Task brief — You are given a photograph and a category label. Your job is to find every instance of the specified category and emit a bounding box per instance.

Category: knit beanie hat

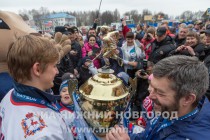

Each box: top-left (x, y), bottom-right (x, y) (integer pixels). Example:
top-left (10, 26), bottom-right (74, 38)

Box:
top-left (59, 73), bottom-right (75, 93)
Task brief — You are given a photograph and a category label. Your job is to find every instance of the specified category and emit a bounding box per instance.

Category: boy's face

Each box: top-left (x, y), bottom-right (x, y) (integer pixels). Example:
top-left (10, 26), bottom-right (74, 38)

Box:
top-left (39, 61), bottom-right (59, 91)
top-left (126, 38), bottom-right (134, 46)
top-left (60, 87), bottom-right (73, 105)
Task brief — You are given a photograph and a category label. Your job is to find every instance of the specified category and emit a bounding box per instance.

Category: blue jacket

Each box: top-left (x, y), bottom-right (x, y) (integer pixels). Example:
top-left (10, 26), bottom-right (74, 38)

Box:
top-left (0, 72), bottom-right (14, 101)
top-left (130, 97), bottom-right (210, 140)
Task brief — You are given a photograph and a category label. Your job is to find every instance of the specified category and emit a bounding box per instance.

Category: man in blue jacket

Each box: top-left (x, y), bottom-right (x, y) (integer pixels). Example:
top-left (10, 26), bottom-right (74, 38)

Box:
top-left (106, 55), bottom-right (210, 140)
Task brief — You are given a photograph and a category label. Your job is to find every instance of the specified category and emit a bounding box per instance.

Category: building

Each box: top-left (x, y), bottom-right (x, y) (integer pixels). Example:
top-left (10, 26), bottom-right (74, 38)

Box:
top-left (40, 12), bottom-right (77, 32)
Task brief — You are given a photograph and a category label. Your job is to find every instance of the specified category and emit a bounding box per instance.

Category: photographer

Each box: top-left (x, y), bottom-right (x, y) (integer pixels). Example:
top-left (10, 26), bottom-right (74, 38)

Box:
top-left (131, 60), bottom-right (154, 112)
top-left (141, 27), bottom-right (156, 59)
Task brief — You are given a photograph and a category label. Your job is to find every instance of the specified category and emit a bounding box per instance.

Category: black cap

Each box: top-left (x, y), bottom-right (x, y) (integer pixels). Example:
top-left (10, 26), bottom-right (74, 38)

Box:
top-left (67, 27), bottom-right (75, 34)
top-left (156, 26), bottom-right (166, 36)
top-left (200, 24), bottom-right (210, 35)
top-left (55, 26), bottom-right (70, 35)
top-left (81, 56), bottom-right (92, 66)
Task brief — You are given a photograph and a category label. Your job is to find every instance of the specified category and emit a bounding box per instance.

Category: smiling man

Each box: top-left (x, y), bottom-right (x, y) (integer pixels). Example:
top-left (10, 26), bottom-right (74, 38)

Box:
top-left (106, 55), bottom-right (210, 140)
top-left (174, 26), bottom-right (189, 47)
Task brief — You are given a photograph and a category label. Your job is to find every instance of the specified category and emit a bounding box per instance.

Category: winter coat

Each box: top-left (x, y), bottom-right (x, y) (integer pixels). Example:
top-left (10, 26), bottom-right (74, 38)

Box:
top-left (82, 42), bottom-right (101, 68)
top-left (130, 97), bottom-right (210, 140)
top-left (148, 36), bottom-right (176, 64)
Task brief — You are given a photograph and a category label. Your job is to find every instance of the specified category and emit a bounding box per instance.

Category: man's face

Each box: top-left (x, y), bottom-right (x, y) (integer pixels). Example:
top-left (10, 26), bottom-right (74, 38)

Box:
top-left (149, 76), bottom-right (179, 114)
top-left (194, 24), bottom-right (201, 30)
top-left (178, 28), bottom-right (188, 39)
top-left (126, 38), bottom-right (134, 46)
top-left (146, 66), bottom-right (153, 75)
top-left (88, 29), bottom-right (96, 36)
top-left (81, 27), bottom-right (87, 35)
top-left (156, 34), bottom-right (166, 42)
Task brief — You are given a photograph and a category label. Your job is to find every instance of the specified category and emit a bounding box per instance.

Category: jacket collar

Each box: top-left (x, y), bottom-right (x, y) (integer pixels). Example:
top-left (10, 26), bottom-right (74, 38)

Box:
top-left (13, 81), bottom-right (60, 103)
top-left (158, 96), bottom-right (207, 139)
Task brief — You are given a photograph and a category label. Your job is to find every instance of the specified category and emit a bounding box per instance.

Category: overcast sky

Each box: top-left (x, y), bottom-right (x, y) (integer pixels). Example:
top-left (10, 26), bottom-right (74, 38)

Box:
top-left (0, 0), bottom-right (209, 17)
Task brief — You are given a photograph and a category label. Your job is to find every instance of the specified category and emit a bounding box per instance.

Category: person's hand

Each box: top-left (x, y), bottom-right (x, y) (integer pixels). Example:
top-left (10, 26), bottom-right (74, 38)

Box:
top-left (148, 33), bottom-right (154, 39)
top-left (175, 45), bottom-right (185, 52)
top-left (184, 46), bottom-right (196, 56)
top-left (88, 51), bottom-right (93, 56)
top-left (94, 19), bottom-right (99, 23)
top-left (70, 50), bottom-right (77, 56)
top-left (122, 19), bottom-right (126, 26)
top-left (136, 70), bottom-right (149, 79)
top-left (128, 61), bottom-right (138, 68)
top-left (106, 125), bottom-right (130, 140)
top-left (84, 61), bottom-right (92, 67)
top-left (140, 43), bottom-right (144, 50)
top-left (74, 69), bottom-right (78, 76)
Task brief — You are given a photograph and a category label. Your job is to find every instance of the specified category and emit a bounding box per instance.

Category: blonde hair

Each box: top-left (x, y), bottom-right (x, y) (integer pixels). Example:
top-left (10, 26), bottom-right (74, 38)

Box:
top-left (7, 35), bottom-right (59, 82)
top-left (200, 33), bottom-right (207, 44)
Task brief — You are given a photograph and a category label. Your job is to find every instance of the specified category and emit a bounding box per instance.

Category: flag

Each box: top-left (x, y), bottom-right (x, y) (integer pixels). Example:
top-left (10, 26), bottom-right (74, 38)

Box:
top-left (44, 21), bottom-right (52, 26)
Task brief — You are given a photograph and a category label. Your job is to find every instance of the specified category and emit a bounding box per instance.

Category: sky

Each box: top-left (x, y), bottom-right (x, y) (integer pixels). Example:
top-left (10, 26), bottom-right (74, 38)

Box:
top-left (0, 0), bottom-right (209, 17)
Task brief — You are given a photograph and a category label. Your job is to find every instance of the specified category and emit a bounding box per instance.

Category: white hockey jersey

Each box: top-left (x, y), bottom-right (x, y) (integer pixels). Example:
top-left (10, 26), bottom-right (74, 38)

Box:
top-left (0, 90), bottom-right (74, 140)
top-left (58, 103), bottom-right (77, 138)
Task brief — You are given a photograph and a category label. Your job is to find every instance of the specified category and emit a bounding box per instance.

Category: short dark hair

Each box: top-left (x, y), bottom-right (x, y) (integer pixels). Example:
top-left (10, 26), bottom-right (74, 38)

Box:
top-left (88, 34), bottom-right (96, 41)
top-left (126, 32), bottom-right (134, 39)
top-left (153, 55), bottom-right (209, 106)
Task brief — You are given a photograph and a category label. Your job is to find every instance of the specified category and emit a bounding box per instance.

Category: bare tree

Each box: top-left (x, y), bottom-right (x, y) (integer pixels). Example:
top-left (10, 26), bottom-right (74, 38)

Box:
top-left (180, 10), bottom-right (193, 22)
top-left (141, 9), bottom-right (152, 22)
top-left (153, 12), bottom-right (169, 21)
top-left (19, 14), bottom-right (29, 21)
top-left (113, 9), bottom-right (120, 22)
top-left (101, 11), bottom-right (114, 25)
top-left (130, 10), bottom-right (141, 24)
top-left (39, 7), bottom-right (50, 16)
top-left (29, 9), bottom-right (43, 29)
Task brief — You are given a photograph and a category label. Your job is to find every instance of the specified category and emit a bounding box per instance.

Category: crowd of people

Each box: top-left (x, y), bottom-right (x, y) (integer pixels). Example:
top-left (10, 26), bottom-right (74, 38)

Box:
top-left (0, 11), bottom-right (210, 139)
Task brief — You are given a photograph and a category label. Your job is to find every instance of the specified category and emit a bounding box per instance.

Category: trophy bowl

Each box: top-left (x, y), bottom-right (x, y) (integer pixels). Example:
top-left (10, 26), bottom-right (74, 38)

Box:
top-left (76, 68), bottom-right (132, 136)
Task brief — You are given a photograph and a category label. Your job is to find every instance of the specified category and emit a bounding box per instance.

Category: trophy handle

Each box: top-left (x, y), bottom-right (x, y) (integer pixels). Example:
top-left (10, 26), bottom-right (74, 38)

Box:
top-left (68, 78), bottom-right (78, 100)
top-left (128, 77), bottom-right (137, 97)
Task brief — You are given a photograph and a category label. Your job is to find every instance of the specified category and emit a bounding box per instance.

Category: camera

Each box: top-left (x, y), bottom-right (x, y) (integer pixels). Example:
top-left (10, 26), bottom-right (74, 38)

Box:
top-left (137, 59), bottom-right (148, 77)
top-left (142, 59), bottom-right (148, 70)
top-left (140, 69), bottom-right (147, 76)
